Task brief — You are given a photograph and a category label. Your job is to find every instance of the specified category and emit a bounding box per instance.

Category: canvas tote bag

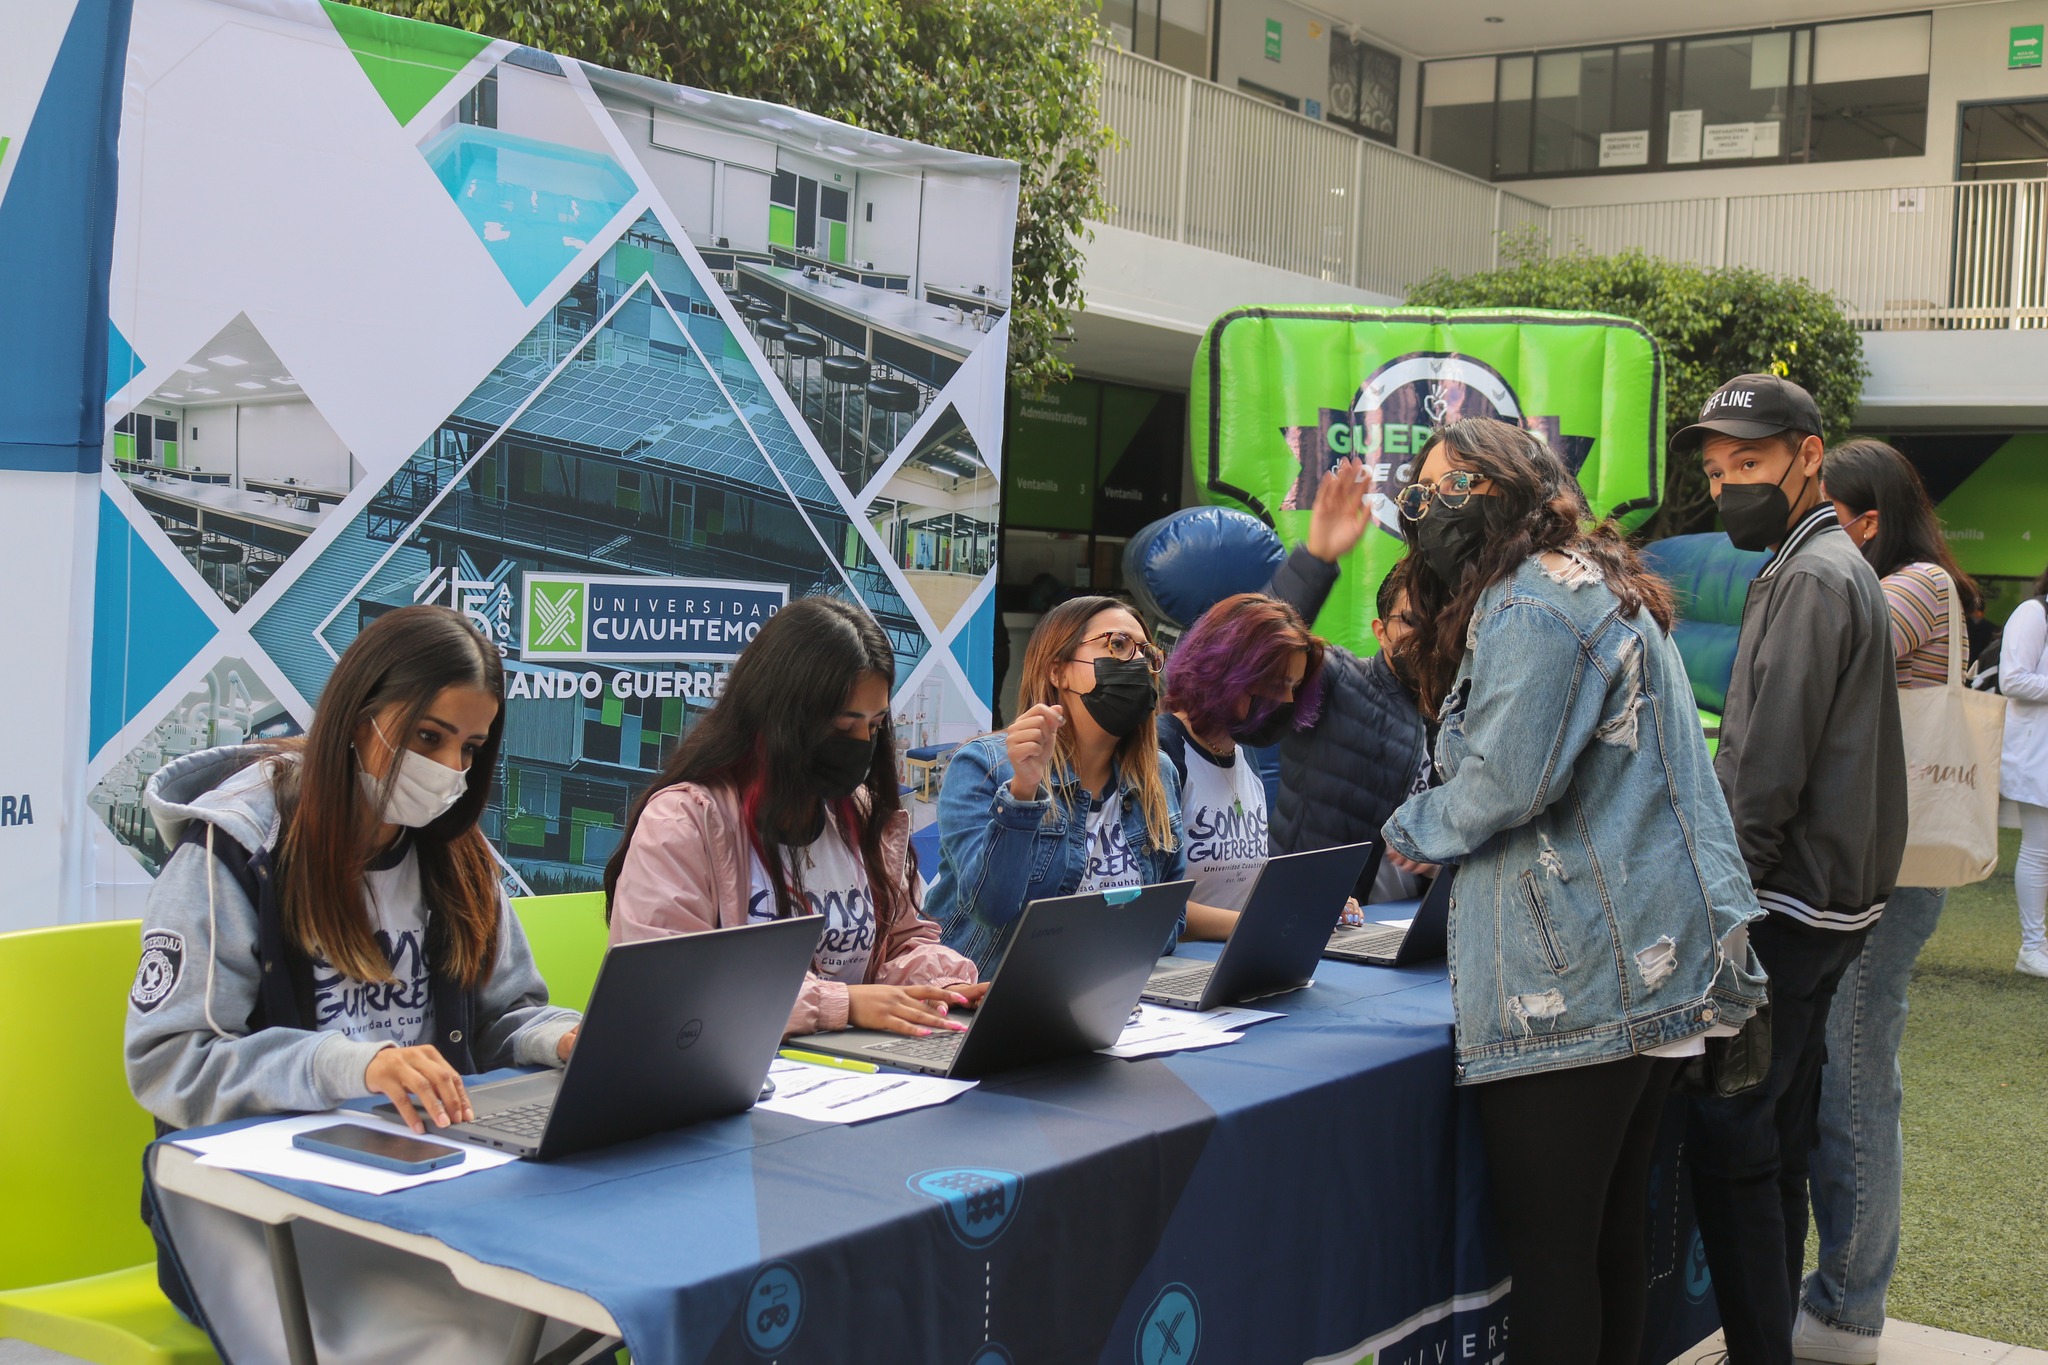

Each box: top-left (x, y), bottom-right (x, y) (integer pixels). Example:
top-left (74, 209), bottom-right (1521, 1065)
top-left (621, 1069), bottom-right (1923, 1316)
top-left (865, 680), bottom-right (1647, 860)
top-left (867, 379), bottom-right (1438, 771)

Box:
top-left (1896, 566), bottom-right (2006, 887)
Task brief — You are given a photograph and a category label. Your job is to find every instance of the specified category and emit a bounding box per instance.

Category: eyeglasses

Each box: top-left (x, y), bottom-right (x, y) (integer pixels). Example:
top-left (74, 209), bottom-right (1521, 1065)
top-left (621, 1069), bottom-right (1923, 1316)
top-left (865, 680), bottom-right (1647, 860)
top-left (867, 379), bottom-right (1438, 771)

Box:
top-left (1394, 470), bottom-right (1483, 523)
top-left (1075, 630), bottom-right (1164, 673)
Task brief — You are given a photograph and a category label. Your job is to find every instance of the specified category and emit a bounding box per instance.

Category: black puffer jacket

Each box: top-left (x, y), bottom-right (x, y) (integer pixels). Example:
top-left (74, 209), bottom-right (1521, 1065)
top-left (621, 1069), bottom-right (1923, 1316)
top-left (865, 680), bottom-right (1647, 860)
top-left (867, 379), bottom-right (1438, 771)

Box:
top-left (1265, 548), bottom-right (1431, 867)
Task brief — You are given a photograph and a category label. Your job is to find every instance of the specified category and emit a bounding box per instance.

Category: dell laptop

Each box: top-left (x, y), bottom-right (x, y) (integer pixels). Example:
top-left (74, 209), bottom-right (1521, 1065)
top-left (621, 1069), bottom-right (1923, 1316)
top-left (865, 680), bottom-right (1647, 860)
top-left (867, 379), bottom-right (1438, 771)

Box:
top-left (381, 915), bottom-right (820, 1160)
top-left (1323, 867), bottom-right (1453, 967)
top-left (786, 881), bottom-right (1193, 1079)
top-left (1141, 842), bottom-right (1374, 1010)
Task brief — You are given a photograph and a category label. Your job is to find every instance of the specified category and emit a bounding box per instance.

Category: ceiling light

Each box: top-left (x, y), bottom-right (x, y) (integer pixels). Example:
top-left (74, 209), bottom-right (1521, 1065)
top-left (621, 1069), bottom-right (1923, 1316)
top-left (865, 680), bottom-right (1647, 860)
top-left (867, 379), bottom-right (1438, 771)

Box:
top-left (177, 363), bottom-right (207, 374)
top-left (208, 353), bottom-right (248, 367)
top-left (271, 376), bottom-right (298, 386)
top-left (235, 380), bottom-right (266, 390)
top-left (155, 392), bottom-right (184, 400)
top-left (190, 386), bottom-right (219, 395)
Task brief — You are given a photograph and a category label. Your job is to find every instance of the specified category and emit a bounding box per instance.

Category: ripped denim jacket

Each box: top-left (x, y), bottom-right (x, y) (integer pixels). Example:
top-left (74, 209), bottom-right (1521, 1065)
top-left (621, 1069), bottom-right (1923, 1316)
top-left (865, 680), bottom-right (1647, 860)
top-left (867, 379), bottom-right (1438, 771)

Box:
top-left (1384, 553), bottom-right (1768, 1085)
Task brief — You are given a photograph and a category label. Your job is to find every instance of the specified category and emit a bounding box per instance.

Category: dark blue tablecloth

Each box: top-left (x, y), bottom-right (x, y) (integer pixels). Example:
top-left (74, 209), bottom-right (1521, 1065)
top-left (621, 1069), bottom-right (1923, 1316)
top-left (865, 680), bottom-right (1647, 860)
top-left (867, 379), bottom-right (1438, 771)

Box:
top-left (150, 946), bottom-right (1719, 1364)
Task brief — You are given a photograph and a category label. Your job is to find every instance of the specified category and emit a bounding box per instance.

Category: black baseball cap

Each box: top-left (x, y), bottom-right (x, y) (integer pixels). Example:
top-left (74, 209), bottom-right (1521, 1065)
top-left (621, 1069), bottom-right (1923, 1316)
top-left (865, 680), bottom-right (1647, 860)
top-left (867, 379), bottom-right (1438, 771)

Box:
top-left (1669, 374), bottom-right (1822, 456)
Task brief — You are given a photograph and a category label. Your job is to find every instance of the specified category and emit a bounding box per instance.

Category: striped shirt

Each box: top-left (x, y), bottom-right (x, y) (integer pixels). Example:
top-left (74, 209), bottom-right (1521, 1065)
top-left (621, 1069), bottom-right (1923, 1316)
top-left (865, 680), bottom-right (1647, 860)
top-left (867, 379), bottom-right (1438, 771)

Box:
top-left (1884, 562), bottom-right (1951, 690)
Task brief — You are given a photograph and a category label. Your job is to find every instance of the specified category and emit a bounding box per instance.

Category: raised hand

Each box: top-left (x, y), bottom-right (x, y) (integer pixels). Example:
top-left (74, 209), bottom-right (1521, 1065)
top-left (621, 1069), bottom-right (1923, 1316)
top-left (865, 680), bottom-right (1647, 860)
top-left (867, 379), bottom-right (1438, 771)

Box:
top-left (1307, 456), bottom-right (1374, 564)
top-left (1005, 702), bottom-right (1064, 800)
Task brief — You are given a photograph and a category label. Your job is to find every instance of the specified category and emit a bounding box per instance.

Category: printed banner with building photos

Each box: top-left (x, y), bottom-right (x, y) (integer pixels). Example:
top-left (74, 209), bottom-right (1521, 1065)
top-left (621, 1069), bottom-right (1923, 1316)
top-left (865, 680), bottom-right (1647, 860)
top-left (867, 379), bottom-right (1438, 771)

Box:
top-left (75, 0), bottom-right (1017, 910)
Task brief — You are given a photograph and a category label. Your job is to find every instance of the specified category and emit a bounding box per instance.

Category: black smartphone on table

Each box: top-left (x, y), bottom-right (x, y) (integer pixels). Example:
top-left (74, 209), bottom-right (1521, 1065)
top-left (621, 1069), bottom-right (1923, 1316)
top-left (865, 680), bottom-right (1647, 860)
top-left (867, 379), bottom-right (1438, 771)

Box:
top-left (292, 1122), bottom-right (466, 1174)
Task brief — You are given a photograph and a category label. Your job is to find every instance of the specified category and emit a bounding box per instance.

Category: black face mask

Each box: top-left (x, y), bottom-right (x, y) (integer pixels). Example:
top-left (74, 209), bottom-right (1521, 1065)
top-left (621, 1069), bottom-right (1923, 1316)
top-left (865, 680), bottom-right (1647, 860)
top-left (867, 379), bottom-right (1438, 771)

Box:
top-left (1718, 456), bottom-right (1811, 554)
top-left (810, 732), bottom-right (876, 801)
top-left (1230, 702), bottom-right (1296, 749)
top-left (1412, 499), bottom-right (1489, 586)
top-left (1075, 657), bottom-right (1158, 739)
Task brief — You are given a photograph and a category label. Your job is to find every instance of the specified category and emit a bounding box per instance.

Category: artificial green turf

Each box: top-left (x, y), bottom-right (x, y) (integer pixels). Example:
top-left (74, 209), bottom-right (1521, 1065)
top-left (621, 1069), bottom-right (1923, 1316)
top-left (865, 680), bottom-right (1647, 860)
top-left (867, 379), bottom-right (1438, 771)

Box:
top-left (1885, 827), bottom-right (2048, 1345)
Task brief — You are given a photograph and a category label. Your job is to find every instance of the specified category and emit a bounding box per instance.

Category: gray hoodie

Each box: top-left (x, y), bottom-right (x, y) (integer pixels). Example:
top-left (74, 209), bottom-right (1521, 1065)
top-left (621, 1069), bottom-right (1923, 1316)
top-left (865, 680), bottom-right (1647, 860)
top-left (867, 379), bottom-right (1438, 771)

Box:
top-left (124, 745), bottom-right (577, 1129)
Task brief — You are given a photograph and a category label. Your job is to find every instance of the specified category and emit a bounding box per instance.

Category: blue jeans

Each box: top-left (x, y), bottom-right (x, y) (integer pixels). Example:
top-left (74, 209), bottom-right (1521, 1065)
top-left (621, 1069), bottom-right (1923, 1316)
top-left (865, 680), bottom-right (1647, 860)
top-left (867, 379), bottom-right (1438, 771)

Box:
top-left (1800, 884), bottom-right (1947, 1336)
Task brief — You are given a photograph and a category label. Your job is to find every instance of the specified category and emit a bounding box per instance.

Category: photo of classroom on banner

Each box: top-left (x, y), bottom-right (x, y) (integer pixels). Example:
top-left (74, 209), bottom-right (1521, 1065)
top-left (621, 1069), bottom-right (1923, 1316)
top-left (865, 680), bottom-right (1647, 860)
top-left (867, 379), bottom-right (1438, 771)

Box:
top-left (589, 66), bottom-right (1016, 487)
top-left (111, 315), bottom-right (362, 613)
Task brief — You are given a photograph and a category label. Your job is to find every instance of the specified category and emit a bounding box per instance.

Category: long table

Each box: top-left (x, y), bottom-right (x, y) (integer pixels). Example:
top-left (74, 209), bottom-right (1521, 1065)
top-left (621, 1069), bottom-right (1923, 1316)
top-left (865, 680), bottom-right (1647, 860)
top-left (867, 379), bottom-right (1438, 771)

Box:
top-left (125, 472), bottom-right (326, 555)
top-left (147, 946), bottom-right (1719, 1365)
top-left (737, 263), bottom-right (989, 389)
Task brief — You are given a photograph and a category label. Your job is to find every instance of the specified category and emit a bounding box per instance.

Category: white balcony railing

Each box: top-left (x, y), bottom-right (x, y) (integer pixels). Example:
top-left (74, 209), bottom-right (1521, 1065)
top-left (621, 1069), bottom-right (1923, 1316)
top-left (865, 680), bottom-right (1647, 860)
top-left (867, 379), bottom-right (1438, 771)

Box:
top-left (1094, 45), bottom-right (2048, 330)
top-left (1094, 44), bottom-right (1547, 296)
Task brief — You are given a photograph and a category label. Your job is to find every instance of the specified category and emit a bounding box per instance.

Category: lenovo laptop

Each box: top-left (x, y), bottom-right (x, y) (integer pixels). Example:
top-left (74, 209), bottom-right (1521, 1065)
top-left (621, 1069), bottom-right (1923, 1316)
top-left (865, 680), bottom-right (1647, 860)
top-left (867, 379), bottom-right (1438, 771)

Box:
top-left (382, 915), bottom-right (820, 1160)
top-left (1323, 867), bottom-right (1453, 967)
top-left (786, 882), bottom-right (1192, 1079)
top-left (1141, 842), bottom-right (1374, 1010)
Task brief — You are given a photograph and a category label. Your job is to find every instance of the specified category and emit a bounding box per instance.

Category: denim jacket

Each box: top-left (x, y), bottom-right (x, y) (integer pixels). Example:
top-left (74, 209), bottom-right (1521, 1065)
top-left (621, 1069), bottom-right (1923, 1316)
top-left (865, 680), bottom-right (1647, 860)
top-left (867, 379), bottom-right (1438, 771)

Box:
top-left (1383, 553), bottom-right (1768, 1085)
top-left (928, 733), bottom-right (1188, 975)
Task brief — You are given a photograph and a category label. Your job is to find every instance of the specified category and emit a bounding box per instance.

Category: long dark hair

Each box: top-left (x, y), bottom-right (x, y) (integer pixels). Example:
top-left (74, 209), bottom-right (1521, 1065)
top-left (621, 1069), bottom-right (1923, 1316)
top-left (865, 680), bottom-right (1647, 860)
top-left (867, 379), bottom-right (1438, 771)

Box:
top-left (1406, 418), bottom-right (1675, 714)
top-left (1822, 439), bottom-right (1980, 613)
top-left (272, 605), bottom-right (505, 988)
top-left (603, 596), bottom-right (906, 924)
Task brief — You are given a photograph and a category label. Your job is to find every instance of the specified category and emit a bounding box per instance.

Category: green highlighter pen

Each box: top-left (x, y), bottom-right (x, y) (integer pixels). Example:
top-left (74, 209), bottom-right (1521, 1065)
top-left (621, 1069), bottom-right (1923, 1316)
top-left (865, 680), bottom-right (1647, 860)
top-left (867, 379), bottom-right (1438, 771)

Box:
top-left (777, 1048), bottom-right (879, 1074)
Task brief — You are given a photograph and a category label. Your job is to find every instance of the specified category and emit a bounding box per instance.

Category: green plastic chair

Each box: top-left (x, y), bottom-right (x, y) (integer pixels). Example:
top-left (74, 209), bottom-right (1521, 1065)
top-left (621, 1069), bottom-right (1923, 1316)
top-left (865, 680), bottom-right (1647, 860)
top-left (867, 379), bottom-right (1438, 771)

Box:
top-left (512, 891), bottom-right (612, 1014)
top-left (1698, 707), bottom-right (1723, 759)
top-left (0, 920), bottom-right (218, 1364)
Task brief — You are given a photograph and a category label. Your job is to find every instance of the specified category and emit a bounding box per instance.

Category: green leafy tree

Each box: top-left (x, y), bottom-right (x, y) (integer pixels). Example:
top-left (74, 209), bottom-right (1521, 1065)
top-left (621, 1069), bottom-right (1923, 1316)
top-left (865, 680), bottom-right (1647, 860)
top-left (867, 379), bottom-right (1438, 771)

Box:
top-left (1408, 231), bottom-right (1869, 536)
top-left (349, 0), bottom-right (1107, 393)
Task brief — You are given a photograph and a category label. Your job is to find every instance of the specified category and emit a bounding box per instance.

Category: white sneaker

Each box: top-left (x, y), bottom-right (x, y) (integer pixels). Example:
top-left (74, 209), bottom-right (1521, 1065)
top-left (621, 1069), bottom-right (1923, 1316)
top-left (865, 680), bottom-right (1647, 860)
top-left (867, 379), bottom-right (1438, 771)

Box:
top-left (1792, 1307), bottom-right (1880, 1364)
top-left (2018, 947), bottom-right (2048, 978)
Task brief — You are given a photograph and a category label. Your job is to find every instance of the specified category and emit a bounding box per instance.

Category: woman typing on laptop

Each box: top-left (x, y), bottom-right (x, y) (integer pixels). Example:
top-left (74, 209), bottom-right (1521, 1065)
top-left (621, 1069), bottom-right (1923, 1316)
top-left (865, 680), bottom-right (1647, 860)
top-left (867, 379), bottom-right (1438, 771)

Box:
top-left (929, 598), bottom-right (1226, 976)
top-left (605, 596), bottom-right (984, 1038)
top-left (124, 606), bottom-right (581, 1322)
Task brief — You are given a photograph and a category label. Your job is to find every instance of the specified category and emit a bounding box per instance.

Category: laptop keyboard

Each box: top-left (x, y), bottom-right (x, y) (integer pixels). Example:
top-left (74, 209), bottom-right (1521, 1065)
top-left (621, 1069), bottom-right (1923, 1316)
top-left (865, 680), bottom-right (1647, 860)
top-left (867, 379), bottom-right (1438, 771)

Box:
top-left (473, 1099), bottom-right (553, 1139)
top-left (1329, 924), bottom-right (1407, 959)
top-left (1147, 966), bottom-right (1214, 997)
top-left (866, 1032), bottom-right (968, 1066)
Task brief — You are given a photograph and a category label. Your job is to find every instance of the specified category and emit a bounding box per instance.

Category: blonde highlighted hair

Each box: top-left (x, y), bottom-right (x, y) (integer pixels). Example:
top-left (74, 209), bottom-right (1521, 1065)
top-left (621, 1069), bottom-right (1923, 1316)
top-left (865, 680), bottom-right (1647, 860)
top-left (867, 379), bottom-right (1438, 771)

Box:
top-left (1015, 596), bottom-right (1177, 853)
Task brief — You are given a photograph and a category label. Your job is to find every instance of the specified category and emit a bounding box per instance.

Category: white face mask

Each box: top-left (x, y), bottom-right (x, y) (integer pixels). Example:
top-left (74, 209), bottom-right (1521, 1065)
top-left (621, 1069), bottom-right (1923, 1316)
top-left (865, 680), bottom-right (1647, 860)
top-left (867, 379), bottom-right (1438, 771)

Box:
top-left (357, 721), bottom-right (469, 828)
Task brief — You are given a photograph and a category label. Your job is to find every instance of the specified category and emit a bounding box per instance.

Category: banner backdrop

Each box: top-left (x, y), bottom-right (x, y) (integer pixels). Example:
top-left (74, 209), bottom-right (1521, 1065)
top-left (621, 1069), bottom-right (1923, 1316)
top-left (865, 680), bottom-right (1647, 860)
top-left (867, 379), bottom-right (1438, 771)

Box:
top-left (1192, 307), bottom-right (1665, 657)
top-left (8, 0), bottom-right (1017, 924)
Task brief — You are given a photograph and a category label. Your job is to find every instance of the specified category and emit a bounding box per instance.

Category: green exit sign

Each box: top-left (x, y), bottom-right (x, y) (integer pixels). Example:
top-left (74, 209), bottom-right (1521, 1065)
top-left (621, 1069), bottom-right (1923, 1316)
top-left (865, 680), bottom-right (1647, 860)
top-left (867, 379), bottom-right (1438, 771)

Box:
top-left (1264, 18), bottom-right (1282, 61)
top-left (2013, 23), bottom-right (2043, 68)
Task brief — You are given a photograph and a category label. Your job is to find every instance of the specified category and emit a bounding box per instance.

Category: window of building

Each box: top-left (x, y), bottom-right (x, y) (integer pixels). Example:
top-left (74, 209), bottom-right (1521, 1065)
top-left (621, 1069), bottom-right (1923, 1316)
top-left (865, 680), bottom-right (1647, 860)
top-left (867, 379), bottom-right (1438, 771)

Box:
top-left (1099, 0), bottom-right (1209, 78)
top-left (1329, 30), bottom-right (1402, 146)
top-left (1418, 12), bottom-right (1928, 181)
top-left (1809, 14), bottom-right (1930, 162)
top-left (1959, 99), bottom-right (2048, 180)
top-left (1419, 56), bottom-right (1496, 181)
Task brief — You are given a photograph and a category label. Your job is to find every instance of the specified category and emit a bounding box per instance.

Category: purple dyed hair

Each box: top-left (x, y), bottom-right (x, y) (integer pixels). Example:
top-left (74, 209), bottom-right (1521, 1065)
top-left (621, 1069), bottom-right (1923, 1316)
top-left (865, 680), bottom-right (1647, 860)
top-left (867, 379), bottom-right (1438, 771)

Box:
top-left (1162, 593), bottom-right (1328, 739)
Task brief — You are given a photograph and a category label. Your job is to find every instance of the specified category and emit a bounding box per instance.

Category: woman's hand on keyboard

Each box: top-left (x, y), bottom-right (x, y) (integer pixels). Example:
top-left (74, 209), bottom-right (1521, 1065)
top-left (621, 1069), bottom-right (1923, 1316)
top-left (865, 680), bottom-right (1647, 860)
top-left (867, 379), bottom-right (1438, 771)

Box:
top-left (847, 984), bottom-right (974, 1036)
top-left (365, 1044), bottom-right (473, 1134)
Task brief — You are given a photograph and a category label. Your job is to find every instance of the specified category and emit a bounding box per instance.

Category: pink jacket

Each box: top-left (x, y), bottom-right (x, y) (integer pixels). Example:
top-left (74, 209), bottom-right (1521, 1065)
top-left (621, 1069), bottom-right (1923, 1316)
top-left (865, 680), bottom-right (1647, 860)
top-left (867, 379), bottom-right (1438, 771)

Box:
top-left (607, 781), bottom-right (978, 1035)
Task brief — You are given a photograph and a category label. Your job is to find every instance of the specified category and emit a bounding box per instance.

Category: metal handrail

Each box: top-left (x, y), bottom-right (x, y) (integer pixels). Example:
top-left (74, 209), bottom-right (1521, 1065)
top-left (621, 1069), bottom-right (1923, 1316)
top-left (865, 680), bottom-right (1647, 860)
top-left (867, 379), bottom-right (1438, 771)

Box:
top-left (1092, 44), bottom-right (2048, 329)
top-left (1093, 44), bottom-right (1546, 297)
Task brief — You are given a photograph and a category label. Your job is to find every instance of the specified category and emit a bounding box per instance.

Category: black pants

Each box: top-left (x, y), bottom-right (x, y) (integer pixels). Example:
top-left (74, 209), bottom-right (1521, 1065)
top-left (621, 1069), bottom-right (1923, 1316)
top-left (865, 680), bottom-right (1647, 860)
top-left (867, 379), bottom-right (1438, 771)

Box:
top-left (1687, 914), bottom-right (1869, 1365)
top-left (1474, 1054), bottom-right (1680, 1365)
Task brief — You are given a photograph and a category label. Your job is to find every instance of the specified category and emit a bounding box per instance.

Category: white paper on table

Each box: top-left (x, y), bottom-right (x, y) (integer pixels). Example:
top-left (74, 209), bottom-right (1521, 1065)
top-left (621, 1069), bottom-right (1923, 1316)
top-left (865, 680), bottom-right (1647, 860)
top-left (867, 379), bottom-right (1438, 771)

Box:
top-left (1099, 1002), bottom-right (1282, 1058)
top-left (755, 1059), bottom-right (976, 1124)
top-left (174, 1112), bottom-right (518, 1194)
